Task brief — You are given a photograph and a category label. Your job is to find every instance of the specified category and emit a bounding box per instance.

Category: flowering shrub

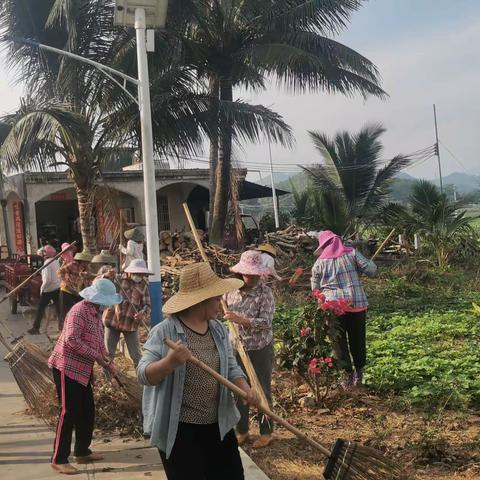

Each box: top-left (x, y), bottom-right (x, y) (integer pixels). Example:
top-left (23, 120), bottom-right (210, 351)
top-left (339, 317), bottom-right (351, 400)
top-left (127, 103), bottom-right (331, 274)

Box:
top-left (277, 291), bottom-right (349, 405)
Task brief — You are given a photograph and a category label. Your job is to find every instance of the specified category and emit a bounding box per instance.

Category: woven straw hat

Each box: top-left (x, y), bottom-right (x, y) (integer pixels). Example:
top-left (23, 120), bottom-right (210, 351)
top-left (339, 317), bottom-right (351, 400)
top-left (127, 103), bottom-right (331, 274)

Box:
top-left (124, 227), bottom-right (144, 242)
top-left (92, 249), bottom-right (117, 265)
top-left (163, 262), bottom-right (243, 315)
top-left (74, 250), bottom-right (94, 262)
top-left (256, 243), bottom-right (277, 258)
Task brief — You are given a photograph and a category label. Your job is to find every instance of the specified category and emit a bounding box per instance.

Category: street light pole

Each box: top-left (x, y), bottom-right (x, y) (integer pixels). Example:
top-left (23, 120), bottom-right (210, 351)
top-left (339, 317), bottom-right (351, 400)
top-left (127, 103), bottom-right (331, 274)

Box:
top-left (433, 104), bottom-right (443, 194)
top-left (135, 8), bottom-right (162, 326)
top-left (268, 139), bottom-right (280, 230)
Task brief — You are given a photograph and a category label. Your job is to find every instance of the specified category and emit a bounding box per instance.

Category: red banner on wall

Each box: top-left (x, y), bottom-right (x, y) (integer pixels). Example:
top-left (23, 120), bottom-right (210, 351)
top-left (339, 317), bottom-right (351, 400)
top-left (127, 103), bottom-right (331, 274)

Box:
top-left (12, 201), bottom-right (25, 254)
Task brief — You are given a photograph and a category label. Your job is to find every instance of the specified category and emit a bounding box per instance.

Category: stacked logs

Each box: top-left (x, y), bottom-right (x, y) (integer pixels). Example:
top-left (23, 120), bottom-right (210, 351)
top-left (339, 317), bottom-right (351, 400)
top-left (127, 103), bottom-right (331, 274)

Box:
top-left (160, 244), bottom-right (240, 300)
top-left (159, 230), bottom-right (204, 255)
top-left (264, 225), bottom-right (316, 267)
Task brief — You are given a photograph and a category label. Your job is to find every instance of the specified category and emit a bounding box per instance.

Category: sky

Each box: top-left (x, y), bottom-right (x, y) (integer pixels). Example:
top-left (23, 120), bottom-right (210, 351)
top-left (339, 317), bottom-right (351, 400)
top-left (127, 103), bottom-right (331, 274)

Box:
top-left (0, 0), bottom-right (479, 182)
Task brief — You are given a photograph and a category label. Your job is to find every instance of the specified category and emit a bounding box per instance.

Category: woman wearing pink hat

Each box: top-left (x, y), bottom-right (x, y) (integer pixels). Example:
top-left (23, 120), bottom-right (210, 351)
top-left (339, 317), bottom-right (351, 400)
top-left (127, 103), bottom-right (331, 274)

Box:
top-left (311, 230), bottom-right (377, 389)
top-left (28, 245), bottom-right (61, 335)
top-left (224, 250), bottom-right (276, 449)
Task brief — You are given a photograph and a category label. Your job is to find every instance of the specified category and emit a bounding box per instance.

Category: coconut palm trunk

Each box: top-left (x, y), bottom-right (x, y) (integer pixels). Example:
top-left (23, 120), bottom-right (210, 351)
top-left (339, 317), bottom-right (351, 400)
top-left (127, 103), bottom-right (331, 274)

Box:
top-left (208, 76), bottom-right (220, 233)
top-left (76, 185), bottom-right (97, 253)
top-left (210, 77), bottom-right (233, 245)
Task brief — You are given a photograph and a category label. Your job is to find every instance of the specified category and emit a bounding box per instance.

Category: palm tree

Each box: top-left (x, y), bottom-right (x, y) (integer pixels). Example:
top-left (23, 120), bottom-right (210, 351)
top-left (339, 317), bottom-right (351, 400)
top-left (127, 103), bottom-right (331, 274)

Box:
top-left (173, 0), bottom-right (387, 243)
top-left (381, 180), bottom-right (477, 268)
top-left (1, 0), bottom-right (294, 249)
top-left (304, 123), bottom-right (410, 236)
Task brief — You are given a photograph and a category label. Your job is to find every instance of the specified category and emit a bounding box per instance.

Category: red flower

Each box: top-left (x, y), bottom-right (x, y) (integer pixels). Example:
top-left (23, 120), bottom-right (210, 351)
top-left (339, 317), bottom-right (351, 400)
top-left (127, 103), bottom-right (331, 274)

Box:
top-left (308, 358), bottom-right (321, 375)
top-left (312, 289), bottom-right (326, 303)
top-left (300, 327), bottom-right (311, 337)
top-left (327, 363), bottom-right (334, 368)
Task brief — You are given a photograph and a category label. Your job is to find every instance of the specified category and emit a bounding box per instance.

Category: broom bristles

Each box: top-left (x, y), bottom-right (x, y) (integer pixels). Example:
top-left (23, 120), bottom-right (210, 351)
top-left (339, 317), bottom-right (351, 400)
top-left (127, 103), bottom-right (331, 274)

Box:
top-left (324, 439), bottom-right (409, 480)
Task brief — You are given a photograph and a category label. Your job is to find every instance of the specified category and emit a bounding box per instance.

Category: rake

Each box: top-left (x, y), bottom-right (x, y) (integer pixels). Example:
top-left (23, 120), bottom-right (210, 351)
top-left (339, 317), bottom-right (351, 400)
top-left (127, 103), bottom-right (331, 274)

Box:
top-left (165, 338), bottom-right (409, 480)
top-left (182, 203), bottom-right (270, 410)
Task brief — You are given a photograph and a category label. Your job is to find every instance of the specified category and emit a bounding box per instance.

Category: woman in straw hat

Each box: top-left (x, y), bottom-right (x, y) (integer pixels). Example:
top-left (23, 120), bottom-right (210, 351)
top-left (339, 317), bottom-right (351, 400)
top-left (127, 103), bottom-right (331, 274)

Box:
top-left (137, 262), bottom-right (261, 480)
top-left (120, 227), bottom-right (144, 269)
top-left (103, 259), bottom-right (152, 368)
top-left (223, 250), bottom-right (276, 449)
top-left (48, 279), bottom-right (122, 475)
top-left (91, 250), bottom-right (118, 281)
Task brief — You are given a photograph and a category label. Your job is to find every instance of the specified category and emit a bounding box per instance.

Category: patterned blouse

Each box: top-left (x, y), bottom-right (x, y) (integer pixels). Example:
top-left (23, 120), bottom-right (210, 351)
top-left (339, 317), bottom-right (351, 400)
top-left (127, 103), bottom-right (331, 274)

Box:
top-left (224, 283), bottom-right (275, 351)
top-left (58, 260), bottom-right (89, 294)
top-left (179, 324), bottom-right (220, 424)
top-left (103, 275), bottom-right (151, 332)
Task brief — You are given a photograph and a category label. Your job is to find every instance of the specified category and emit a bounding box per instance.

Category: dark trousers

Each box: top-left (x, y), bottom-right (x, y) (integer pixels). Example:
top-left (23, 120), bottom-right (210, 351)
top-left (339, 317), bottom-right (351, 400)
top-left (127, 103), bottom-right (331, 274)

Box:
top-left (159, 423), bottom-right (244, 480)
top-left (32, 289), bottom-right (60, 330)
top-left (236, 343), bottom-right (274, 435)
top-left (51, 368), bottom-right (94, 465)
top-left (328, 311), bottom-right (367, 372)
top-left (59, 291), bottom-right (82, 329)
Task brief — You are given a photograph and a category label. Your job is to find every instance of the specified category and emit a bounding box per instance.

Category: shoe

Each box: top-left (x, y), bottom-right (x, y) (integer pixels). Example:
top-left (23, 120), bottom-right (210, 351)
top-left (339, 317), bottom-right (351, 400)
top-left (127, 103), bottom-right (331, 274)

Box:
top-left (353, 368), bottom-right (364, 387)
top-left (236, 432), bottom-right (250, 446)
top-left (27, 328), bottom-right (40, 335)
top-left (252, 435), bottom-right (273, 449)
top-left (74, 452), bottom-right (104, 464)
top-left (51, 463), bottom-right (78, 475)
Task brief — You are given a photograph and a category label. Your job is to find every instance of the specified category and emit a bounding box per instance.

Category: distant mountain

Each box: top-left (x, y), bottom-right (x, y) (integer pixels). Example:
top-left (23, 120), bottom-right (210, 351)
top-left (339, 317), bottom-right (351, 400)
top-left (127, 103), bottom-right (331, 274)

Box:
top-left (433, 172), bottom-right (480, 194)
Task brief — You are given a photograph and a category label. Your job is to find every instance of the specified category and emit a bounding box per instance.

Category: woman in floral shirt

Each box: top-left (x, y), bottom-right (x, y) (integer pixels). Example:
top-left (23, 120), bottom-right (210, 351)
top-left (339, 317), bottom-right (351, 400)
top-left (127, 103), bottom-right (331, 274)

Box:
top-left (224, 250), bottom-right (275, 449)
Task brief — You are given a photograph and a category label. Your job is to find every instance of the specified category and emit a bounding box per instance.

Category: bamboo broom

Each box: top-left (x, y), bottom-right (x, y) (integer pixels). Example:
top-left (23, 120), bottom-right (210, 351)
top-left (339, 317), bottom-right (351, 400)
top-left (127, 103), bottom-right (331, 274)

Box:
top-left (182, 203), bottom-right (270, 410)
top-left (165, 338), bottom-right (408, 480)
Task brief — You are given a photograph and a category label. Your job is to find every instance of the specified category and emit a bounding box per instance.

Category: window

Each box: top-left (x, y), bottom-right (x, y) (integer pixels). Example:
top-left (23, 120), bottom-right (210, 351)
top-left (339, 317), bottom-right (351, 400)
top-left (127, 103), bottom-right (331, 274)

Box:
top-left (157, 195), bottom-right (170, 231)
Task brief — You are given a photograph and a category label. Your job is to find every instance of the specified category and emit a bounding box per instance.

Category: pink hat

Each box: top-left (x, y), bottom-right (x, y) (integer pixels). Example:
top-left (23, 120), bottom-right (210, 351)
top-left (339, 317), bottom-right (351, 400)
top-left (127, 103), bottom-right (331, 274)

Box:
top-left (231, 250), bottom-right (273, 276)
top-left (61, 242), bottom-right (76, 263)
top-left (314, 230), bottom-right (353, 259)
top-left (43, 245), bottom-right (57, 258)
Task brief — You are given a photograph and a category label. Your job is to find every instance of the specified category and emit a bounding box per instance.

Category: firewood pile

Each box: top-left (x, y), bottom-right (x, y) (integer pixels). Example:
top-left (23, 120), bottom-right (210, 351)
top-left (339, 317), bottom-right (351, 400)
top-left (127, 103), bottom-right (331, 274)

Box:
top-left (264, 225), bottom-right (316, 268)
top-left (160, 243), bottom-right (240, 300)
top-left (159, 230), bottom-right (204, 255)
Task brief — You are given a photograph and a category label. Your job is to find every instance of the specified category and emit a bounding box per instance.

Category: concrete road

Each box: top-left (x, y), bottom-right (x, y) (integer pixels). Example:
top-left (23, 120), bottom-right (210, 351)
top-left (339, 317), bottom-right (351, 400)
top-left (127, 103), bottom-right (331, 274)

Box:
top-left (0, 301), bottom-right (269, 480)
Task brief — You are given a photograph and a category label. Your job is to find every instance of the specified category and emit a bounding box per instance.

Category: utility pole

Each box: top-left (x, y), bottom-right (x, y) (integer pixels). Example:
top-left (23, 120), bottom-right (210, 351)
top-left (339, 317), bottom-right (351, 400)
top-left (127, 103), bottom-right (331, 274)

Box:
top-left (433, 104), bottom-right (443, 194)
top-left (268, 139), bottom-right (280, 229)
top-left (134, 7), bottom-right (162, 326)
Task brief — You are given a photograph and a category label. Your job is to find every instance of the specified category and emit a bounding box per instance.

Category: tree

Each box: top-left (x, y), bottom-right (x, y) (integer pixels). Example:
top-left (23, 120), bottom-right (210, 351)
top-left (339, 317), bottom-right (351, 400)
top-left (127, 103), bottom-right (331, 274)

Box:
top-left (1, 0), bottom-right (294, 250)
top-left (175, 0), bottom-right (386, 244)
top-left (304, 123), bottom-right (410, 236)
top-left (381, 180), bottom-right (478, 269)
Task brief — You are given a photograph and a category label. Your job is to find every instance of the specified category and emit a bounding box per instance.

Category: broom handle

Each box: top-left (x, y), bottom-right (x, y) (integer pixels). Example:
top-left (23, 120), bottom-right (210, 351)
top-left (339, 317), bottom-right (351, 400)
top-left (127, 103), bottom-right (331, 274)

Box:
top-left (0, 241), bottom-right (78, 305)
top-left (371, 228), bottom-right (396, 261)
top-left (164, 338), bottom-right (331, 458)
top-left (182, 203), bottom-right (269, 408)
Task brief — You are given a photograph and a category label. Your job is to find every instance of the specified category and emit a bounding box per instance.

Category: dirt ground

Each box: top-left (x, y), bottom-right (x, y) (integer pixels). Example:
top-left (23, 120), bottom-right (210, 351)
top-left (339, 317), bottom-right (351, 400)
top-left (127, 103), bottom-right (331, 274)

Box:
top-left (243, 372), bottom-right (480, 480)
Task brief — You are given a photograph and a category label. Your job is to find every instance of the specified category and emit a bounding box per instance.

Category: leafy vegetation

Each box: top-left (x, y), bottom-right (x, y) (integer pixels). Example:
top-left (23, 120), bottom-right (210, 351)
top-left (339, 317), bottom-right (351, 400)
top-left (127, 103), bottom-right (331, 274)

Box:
top-left (274, 265), bottom-right (480, 412)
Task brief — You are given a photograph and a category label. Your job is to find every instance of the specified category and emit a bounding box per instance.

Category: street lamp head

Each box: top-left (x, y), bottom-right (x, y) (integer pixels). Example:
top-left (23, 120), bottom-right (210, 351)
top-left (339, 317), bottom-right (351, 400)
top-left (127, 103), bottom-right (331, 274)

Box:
top-left (114, 0), bottom-right (168, 28)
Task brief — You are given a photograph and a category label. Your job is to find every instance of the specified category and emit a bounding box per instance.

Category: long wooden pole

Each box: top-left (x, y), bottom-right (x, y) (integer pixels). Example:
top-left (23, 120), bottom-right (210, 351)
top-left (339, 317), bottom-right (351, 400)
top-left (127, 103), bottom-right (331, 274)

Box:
top-left (182, 203), bottom-right (269, 409)
top-left (371, 228), bottom-right (396, 261)
top-left (0, 241), bottom-right (78, 305)
top-left (165, 337), bottom-right (330, 457)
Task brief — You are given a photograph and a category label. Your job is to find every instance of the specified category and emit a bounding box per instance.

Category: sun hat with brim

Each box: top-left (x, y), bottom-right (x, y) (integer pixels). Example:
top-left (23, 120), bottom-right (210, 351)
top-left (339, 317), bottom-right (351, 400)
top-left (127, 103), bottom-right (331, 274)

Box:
top-left (256, 243), bottom-right (277, 258)
top-left (74, 250), bottom-right (94, 262)
top-left (91, 250), bottom-right (117, 265)
top-left (163, 262), bottom-right (243, 315)
top-left (124, 228), bottom-right (144, 242)
top-left (125, 259), bottom-right (153, 275)
top-left (230, 250), bottom-right (273, 277)
top-left (259, 252), bottom-right (282, 280)
top-left (79, 278), bottom-right (122, 306)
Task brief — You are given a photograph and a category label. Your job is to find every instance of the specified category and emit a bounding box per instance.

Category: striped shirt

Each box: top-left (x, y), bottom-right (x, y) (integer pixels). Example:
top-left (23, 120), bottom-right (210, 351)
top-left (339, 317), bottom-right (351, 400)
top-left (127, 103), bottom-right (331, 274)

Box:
top-left (311, 250), bottom-right (377, 311)
top-left (48, 300), bottom-right (106, 386)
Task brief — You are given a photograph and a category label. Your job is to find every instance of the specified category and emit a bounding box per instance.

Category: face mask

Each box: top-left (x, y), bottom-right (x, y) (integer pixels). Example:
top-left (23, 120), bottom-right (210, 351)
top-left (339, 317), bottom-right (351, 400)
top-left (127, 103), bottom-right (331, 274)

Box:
top-left (132, 275), bottom-right (143, 283)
